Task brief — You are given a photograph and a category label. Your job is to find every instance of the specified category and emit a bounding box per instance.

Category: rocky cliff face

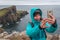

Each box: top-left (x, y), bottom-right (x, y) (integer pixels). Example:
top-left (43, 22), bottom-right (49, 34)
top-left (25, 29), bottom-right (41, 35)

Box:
top-left (0, 6), bottom-right (17, 26)
top-left (0, 6), bottom-right (28, 27)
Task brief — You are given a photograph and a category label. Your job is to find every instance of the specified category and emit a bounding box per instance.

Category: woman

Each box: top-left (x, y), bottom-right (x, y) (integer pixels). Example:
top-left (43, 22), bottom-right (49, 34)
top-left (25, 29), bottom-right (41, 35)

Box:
top-left (26, 8), bottom-right (57, 40)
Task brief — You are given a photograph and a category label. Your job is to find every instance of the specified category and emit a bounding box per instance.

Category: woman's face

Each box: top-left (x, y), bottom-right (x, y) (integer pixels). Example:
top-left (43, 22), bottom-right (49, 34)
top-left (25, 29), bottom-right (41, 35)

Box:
top-left (34, 14), bottom-right (41, 21)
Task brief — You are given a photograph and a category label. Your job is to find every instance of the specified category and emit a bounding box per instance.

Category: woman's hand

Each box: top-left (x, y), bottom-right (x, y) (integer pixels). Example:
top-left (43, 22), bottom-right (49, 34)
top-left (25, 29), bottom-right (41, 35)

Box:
top-left (40, 13), bottom-right (56, 28)
top-left (41, 18), bottom-right (47, 28)
top-left (47, 13), bottom-right (56, 24)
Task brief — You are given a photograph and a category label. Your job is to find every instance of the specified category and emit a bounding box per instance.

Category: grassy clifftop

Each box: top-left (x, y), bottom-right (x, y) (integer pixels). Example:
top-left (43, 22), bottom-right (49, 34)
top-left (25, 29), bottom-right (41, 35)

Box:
top-left (0, 8), bottom-right (9, 17)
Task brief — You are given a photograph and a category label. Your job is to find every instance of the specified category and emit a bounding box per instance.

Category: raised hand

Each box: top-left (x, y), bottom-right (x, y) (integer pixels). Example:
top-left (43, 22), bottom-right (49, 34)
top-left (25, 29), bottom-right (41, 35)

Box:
top-left (47, 13), bottom-right (56, 24)
top-left (40, 13), bottom-right (56, 28)
top-left (41, 18), bottom-right (47, 28)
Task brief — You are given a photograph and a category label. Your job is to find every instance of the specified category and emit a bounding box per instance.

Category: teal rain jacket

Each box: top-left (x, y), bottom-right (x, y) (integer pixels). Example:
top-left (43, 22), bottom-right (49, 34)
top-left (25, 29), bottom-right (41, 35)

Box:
top-left (26, 8), bottom-right (57, 40)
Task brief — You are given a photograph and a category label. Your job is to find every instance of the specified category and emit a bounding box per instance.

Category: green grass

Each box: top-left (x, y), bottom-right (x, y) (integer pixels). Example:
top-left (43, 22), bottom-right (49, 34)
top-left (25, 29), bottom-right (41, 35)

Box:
top-left (17, 10), bottom-right (23, 15)
top-left (0, 9), bottom-right (9, 17)
top-left (17, 10), bottom-right (23, 14)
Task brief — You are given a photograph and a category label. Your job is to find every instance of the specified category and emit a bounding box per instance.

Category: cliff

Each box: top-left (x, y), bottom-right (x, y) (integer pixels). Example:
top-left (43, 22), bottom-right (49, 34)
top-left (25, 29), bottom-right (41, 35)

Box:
top-left (0, 6), bottom-right (28, 27)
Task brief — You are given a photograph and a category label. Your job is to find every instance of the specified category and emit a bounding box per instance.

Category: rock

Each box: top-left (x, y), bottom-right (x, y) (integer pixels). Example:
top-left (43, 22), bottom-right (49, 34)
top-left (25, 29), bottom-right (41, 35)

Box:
top-left (0, 31), bottom-right (8, 38)
top-left (20, 31), bottom-right (30, 40)
top-left (0, 28), bottom-right (4, 33)
top-left (0, 39), bottom-right (10, 40)
top-left (4, 31), bottom-right (22, 40)
top-left (0, 31), bottom-right (60, 40)
top-left (50, 34), bottom-right (59, 40)
top-left (0, 6), bottom-right (17, 26)
top-left (0, 6), bottom-right (28, 26)
top-left (46, 33), bottom-right (59, 40)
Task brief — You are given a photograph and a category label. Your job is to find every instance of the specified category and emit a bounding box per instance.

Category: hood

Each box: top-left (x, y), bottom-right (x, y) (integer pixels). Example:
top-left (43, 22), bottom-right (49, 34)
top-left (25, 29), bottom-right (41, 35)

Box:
top-left (30, 8), bottom-right (42, 24)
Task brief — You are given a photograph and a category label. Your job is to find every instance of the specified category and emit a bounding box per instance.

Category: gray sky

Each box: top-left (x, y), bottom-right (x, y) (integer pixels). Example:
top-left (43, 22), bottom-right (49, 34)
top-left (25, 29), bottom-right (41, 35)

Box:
top-left (0, 1), bottom-right (60, 5)
top-left (0, 0), bottom-right (60, 2)
top-left (0, 0), bottom-right (60, 5)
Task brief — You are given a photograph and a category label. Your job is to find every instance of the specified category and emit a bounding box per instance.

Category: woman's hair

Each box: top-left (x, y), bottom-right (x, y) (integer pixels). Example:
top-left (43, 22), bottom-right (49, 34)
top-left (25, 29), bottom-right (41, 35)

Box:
top-left (33, 12), bottom-right (42, 21)
top-left (33, 12), bottom-right (40, 17)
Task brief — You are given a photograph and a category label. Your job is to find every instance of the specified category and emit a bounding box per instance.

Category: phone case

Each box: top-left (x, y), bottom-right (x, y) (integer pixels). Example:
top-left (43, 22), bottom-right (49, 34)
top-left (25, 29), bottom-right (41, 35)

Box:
top-left (47, 10), bottom-right (53, 18)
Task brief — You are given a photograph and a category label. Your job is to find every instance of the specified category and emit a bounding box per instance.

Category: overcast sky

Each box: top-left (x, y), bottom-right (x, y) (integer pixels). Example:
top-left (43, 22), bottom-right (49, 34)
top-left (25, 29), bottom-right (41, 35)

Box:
top-left (0, 1), bottom-right (60, 5)
top-left (0, 0), bottom-right (60, 2)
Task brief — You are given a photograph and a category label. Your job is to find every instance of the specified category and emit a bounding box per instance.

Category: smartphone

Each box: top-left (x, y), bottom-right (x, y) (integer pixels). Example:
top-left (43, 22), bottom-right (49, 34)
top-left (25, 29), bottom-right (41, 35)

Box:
top-left (47, 10), bottom-right (53, 18)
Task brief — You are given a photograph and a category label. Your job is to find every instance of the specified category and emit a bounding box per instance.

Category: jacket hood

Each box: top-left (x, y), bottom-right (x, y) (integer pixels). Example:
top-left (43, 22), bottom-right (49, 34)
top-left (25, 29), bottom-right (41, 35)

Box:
top-left (30, 8), bottom-right (42, 24)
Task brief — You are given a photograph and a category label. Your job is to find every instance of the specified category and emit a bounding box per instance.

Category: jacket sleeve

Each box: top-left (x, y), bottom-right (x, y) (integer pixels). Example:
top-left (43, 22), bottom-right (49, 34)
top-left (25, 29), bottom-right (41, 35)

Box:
top-left (26, 22), bottom-right (40, 37)
top-left (45, 20), bottom-right (57, 33)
